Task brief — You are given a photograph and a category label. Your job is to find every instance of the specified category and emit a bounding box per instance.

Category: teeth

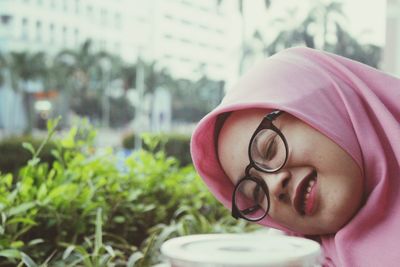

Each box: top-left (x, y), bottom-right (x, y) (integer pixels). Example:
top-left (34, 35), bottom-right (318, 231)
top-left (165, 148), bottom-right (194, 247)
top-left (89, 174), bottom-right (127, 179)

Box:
top-left (302, 179), bottom-right (316, 212)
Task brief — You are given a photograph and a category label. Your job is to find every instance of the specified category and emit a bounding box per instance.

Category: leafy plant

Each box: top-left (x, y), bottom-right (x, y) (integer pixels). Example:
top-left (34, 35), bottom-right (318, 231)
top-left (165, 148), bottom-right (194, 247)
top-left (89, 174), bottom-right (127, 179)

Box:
top-left (0, 119), bottom-right (257, 266)
top-left (122, 132), bottom-right (191, 166)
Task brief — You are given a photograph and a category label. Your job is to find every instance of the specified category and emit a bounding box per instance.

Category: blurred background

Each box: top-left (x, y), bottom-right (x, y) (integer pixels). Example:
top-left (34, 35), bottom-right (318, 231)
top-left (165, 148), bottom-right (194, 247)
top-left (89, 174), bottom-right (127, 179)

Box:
top-left (0, 0), bottom-right (395, 146)
top-left (0, 0), bottom-right (398, 265)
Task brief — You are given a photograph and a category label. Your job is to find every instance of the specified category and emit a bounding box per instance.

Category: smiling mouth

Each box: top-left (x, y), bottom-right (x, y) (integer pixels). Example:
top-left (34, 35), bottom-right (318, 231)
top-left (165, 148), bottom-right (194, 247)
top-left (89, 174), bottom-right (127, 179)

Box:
top-left (294, 170), bottom-right (318, 216)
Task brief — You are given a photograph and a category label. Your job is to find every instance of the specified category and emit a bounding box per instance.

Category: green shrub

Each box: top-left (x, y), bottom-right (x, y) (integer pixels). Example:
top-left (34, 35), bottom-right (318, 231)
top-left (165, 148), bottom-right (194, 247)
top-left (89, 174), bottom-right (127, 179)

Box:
top-left (122, 132), bottom-right (192, 166)
top-left (0, 120), bottom-right (257, 266)
top-left (0, 136), bottom-right (56, 175)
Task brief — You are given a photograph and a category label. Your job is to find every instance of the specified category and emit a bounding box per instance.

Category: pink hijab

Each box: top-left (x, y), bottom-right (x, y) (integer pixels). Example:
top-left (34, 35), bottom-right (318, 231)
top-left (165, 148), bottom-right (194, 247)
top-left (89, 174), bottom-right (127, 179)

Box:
top-left (190, 47), bottom-right (400, 266)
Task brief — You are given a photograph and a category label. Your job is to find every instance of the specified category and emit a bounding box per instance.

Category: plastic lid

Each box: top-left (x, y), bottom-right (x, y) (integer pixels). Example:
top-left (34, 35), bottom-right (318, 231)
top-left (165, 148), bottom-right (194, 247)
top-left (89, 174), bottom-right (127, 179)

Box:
top-left (161, 234), bottom-right (322, 267)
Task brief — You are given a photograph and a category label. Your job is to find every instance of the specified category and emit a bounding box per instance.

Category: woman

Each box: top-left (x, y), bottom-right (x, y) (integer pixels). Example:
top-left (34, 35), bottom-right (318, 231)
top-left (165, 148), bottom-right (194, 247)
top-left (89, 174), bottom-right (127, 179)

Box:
top-left (190, 47), bottom-right (400, 266)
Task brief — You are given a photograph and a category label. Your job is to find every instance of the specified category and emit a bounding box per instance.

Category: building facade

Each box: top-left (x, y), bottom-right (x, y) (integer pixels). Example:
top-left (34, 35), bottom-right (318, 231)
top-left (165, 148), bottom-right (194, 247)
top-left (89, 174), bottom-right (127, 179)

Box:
top-left (383, 0), bottom-right (400, 77)
top-left (0, 0), bottom-right (239, 81)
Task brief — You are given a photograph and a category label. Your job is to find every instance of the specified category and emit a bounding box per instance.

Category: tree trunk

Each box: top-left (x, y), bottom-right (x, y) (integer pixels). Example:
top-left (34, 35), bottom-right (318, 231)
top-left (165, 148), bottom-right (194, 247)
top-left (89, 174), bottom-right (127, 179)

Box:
top-left (22, 91), bottom-right (35, 134)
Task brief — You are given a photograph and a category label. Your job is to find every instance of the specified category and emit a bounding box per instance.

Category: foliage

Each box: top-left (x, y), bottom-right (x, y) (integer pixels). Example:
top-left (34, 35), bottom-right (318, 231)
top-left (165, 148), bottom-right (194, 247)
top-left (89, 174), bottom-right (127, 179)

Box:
top-left (109, 97), bottom-right (135, 128)
top-left (122, 132), bottom-right (192, 166)
top-left (56, 40), bottom-right (126, 126)
top-left (5, 52), bottom-right (47, 92)
top-left (249, 0), bottom-right (382, 69)
top-left (0, 119), bottom-right (256, 266)
top-left (327, 23), bottom-right (382, 68)
top-left (0, 137), bottom-right (55, 175)
top-left (2, 51), bottom-right (48, 133)
top-left (1, 38), bottom-right (224, 132)
top-left (0, 52), bottom-right (6, 86)
top-left (169, 78), bottom-right (224, 123)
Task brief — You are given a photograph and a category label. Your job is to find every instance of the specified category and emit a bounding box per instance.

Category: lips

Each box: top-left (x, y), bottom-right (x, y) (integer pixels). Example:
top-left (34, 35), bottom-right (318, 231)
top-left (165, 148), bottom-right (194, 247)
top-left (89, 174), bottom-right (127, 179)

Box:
top-left (293, 170), bottom-right (318, 216)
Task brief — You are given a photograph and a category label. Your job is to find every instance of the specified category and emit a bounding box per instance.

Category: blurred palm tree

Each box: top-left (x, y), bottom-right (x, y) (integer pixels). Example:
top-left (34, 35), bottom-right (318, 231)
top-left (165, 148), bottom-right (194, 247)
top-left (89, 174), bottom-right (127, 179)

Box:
top-left (329, 23), bottom-right (381, 68)
top-left (313, 0), bottom-right (345, 49)
top-left (120, 64), bottom-right (137, 91)
top-left (169, 76), bottom-right (224, 122)
top-left (259, 1), bottom-right (345, 54)
top-left (0, 52), bottom-right (5, 86)
top-left (7, 52), bottom-right (47, 92)
top-left (4, 51), bottom-right (47, 133)
top-left (217, 0), bottom-right (272, 74)
top-left (56, 40), bottom-right (102, 100)
top-left (143, 62), bottom-right (175, 96)
top-left (140, 61), bottom-right (175, 126)
top-left (254, 0), bottom-right (381, 67)
top-left (256, 10), bottom-right (316, 55)
top-left (56, 40), bottom-right (123, 126)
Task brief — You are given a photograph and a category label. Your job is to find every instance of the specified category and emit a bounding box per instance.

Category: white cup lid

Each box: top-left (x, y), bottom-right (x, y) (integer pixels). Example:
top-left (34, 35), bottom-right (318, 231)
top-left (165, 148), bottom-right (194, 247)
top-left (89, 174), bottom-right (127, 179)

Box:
top-left (161, 234), bottom-right (322, 267)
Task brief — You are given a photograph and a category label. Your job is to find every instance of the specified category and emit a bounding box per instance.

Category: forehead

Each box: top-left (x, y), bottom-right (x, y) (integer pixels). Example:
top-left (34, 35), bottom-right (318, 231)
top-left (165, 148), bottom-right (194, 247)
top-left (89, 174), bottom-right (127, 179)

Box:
top-left (217, 109), bottom-right (268, 183)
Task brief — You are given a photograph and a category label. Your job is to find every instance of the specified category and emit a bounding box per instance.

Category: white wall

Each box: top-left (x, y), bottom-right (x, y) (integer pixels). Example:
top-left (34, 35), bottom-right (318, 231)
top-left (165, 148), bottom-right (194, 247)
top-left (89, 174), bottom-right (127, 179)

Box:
top-left (382, 0), bottom-right (400, 76)
top-left (0, 0), bottom-right (240, 82)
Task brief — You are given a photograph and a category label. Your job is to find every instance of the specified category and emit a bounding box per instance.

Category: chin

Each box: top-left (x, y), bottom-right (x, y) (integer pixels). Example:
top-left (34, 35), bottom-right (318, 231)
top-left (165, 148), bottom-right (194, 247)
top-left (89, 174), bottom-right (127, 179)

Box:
top-left (318, 216), bottom-right (352, 235)
top-left (296, 217), bottom-right (348, 236)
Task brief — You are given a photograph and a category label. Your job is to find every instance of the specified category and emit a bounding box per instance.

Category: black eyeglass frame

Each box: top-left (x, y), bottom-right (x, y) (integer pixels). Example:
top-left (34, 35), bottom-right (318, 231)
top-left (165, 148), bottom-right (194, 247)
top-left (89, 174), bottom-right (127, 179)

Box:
top-left (231, 110), bottom-right (288, 222)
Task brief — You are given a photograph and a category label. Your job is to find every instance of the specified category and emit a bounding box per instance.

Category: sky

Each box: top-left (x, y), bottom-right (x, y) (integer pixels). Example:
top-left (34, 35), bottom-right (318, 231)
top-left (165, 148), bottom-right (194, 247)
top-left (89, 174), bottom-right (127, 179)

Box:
top-left (244, 0), bottom-right (386, 46)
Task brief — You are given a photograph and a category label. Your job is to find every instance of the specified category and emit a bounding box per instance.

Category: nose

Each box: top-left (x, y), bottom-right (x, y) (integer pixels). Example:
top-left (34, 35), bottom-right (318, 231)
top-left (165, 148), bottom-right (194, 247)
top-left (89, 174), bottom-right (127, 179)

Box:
top-left (263, 169), bottom-right (291, 202)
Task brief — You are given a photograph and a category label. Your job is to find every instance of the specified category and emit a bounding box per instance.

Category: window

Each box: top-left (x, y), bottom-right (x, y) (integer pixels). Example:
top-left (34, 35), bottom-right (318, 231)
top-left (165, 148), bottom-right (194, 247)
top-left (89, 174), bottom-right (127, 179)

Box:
top-left (36, 20), bottom-right (42, 42)
top-left (21, 18), bottom-right (28, 40)
top-left (74, 28), bottom-right (79, 46)
top-left (198, 42), bottom-right (208, 48)
top-left (180, 38), bottom-right (191, 43)
top-left (87, 5), bottom-right (93, 18)
top-left (49, 23), bottom-right (54, 43)
top-left (180, 57), bottom-right (190, 62)
top-left (62, 26), bottom-right (67, 45)
top-left (181, 19), bottom-right (192, 25)
top-left (100, 39), bottom-right (106, 50)
top-left (199, 24), bottom-right (208, 30)
top-left (101, 9), bottom-right (107, 26)
top-left (0, 15), bottom-right (12, 25)
top-left (114, 42), bottom-right (121, 52)
top-left (114, 13), bottom-right (121, 28)
top-left (75, 0), bottom-right (80, 14)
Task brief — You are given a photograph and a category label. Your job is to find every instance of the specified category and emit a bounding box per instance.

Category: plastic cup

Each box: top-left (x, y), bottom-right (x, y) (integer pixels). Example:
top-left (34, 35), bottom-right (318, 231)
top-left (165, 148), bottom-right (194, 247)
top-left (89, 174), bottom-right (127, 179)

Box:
top-left (161, 233), bottom-right (323, 267)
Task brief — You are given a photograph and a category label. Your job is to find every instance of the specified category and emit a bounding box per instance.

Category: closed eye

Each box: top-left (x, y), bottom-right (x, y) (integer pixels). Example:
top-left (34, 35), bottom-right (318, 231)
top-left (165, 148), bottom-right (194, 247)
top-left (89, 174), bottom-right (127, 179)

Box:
top-left (264, 136), bottom-right (277, 160)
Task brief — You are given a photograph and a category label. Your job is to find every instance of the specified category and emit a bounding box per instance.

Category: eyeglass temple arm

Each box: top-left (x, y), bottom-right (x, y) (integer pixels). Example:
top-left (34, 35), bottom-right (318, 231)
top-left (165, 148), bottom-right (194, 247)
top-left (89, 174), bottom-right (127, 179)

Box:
top-left (266, 110), bottom-right (284, 121)
top-left (232, 204), bottom-right (261, 219)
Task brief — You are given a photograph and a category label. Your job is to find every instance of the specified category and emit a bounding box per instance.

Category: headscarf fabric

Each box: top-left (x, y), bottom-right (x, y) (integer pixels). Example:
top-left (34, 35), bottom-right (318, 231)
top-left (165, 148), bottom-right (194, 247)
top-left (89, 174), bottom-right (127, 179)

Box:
top-left (190, 47), bottom-right (400, 266)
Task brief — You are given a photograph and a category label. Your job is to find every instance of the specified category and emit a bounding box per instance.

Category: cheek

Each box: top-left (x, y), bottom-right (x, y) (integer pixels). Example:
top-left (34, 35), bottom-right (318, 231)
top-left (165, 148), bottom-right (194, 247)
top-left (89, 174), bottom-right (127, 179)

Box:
top-left (318, 171), bottom-right (364, 231)
top-left (267, 207), bottom-right (293, 229)
top-left (290, 142), bottom-right (318, 166)
top-left (287, 128), bottom-right (326, 164)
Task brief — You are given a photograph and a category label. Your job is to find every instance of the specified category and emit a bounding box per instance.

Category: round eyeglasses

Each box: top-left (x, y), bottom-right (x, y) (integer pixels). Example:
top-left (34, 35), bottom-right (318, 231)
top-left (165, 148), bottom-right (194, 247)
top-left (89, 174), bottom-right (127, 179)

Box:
top-left (231, 110), bottom-right (288, 222)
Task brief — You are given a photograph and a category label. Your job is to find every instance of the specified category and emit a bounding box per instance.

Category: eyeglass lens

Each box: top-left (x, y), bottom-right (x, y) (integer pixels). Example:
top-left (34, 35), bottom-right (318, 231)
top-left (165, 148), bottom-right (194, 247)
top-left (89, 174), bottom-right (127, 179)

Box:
top-left (250, 129), bottom-right (286, 172)
top-left (234, 129), bottom-right (286, 221)
top-left (234, 178), bottom-right (268, 221)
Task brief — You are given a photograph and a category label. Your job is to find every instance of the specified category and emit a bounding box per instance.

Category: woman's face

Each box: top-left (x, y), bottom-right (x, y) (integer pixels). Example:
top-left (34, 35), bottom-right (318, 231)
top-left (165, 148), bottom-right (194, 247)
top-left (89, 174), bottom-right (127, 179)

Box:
top-left (218, 109), bottom-right (364, 235)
